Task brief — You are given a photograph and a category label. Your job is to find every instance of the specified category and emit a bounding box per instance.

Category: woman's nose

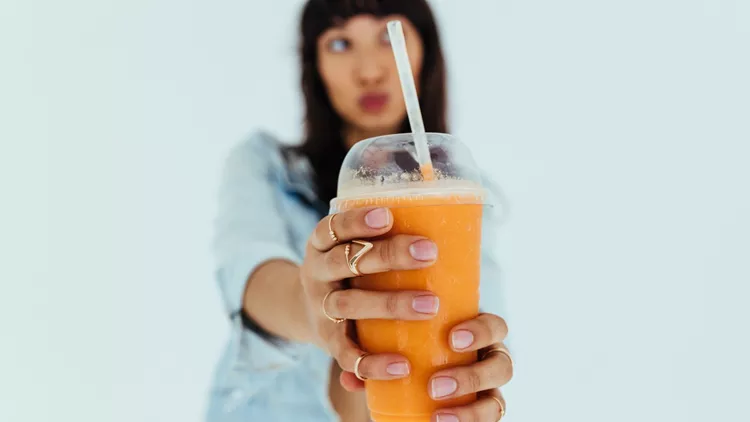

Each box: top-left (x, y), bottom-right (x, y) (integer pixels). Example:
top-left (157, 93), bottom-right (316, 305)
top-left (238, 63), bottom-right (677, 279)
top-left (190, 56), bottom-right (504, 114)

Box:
top-left (355, 54), bottom-right (387, 87)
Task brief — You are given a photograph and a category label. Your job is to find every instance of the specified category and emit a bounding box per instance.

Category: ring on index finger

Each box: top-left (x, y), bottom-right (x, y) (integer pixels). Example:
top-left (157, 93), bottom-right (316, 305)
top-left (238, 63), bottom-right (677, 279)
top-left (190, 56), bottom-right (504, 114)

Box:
top-left (327, 214), bottom-right (339, 244)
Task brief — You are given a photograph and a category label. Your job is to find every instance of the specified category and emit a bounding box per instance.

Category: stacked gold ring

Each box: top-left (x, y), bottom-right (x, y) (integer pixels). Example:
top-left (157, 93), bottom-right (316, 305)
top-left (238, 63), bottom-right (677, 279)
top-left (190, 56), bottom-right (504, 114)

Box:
top-left (328, 214), bottom-right (338, 243)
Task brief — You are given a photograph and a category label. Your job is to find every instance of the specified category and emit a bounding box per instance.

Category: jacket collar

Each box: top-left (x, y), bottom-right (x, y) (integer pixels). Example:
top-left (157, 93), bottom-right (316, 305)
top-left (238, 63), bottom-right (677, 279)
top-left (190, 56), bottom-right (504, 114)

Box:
top-left (275, 144), bottom-right (329, 215)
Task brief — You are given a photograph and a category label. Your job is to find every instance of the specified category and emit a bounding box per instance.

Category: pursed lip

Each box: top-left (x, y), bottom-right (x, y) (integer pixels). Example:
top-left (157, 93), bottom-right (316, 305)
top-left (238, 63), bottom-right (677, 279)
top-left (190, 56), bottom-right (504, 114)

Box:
top-left (358, 92), bottom-right (390, 113)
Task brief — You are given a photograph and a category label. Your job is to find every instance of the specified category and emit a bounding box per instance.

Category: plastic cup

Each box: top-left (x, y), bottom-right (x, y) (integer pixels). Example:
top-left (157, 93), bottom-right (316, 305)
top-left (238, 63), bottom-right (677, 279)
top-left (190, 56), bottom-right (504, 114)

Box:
top-left (330, 133), bottom-right (487, 422)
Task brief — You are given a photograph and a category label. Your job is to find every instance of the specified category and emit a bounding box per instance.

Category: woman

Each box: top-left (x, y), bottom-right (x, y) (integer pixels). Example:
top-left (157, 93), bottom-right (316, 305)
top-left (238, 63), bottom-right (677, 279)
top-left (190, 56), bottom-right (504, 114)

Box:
top-left (207, 1), bottom-right (513, 421)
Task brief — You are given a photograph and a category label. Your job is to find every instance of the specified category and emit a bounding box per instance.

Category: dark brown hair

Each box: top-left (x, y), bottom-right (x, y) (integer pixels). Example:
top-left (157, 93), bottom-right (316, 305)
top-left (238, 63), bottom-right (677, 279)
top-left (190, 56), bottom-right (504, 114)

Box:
top-left (297, 0), bottom-right (448, 205)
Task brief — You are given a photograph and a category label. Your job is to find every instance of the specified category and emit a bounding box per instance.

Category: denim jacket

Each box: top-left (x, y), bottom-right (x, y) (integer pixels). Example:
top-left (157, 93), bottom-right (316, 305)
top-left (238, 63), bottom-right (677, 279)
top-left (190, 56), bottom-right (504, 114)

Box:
top-left (205, 131), bottom-right (506, 422)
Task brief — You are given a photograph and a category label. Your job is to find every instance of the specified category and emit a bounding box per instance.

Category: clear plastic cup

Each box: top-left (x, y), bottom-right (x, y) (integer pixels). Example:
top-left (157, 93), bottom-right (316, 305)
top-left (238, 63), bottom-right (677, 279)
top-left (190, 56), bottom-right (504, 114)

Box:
top-left (331, 133), bottom-right (487, 422)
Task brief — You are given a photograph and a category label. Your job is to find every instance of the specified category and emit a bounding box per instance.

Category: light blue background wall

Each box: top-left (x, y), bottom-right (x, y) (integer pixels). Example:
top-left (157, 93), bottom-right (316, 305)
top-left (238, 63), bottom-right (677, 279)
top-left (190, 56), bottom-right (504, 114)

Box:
top-left (1, 1), bottom-right (748, 421)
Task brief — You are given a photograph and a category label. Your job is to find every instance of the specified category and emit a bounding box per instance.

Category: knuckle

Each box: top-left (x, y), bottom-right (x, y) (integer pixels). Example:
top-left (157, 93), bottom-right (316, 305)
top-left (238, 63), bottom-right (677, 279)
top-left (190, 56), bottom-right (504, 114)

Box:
top-left (377, 240), bottom-right (395, 270)
top-left (488, 354), bottom-right (512, 384)
top-left (493, 313), bottom-right (508, 329)
top-left (328, 339), bottom-right (343, 362)
top-left (468, 404), bottom-right (482, 422)
top-left (332, 292), bottom-right (351, 315)
top-left (383, 292), bottom-right (400, 316)
top-left (478, 314), bottom-right (494, 334)
top-left (339, 211), bottom-right (357, 233)
top-left (478, 314), bottom-right (508, 344)
top-left (324, 248), bottom-right (343, 268)
top-left (333, 355), bottom-right (348, 372)
top-left (306, 237), bottom-right (315, 253)
top-left (314, 219), bottom-right (331, 248)
top-left (300, 256), bottom-right (318, 283)
top-left (299, 265), bottom-right (313, 285)
top-left (502, 359), bottom-right (514, 381)
top-left (464, 369), bottom-right (483, 393)
top-left (331, 336), bottom-right (351, 364)
top-left (496, 317), bottom-right (509, 340)
top-left (455, 406), bottom-right (481, 422)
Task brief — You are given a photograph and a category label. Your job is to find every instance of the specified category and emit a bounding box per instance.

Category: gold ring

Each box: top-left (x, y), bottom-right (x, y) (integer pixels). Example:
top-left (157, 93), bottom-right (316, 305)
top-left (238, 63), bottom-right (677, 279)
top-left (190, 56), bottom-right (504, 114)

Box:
top-left (353, 352), bottom-right (370, 381)
top-left (344, 240), bottom-right (373, 276)
top-left (488, 395), bottom-right (506, 420)
top-left (321, 290), bottom-right (346, 324)
top-left (327, 214), bottom-right (338, 244)
top-left (481, 345), bottom-right (514, 367)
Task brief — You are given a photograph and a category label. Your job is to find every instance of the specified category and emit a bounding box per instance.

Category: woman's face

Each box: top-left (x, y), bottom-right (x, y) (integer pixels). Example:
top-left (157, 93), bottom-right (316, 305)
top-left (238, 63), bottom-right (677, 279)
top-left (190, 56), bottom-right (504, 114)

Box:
top-left (317, 15), bottom-right (424, 137)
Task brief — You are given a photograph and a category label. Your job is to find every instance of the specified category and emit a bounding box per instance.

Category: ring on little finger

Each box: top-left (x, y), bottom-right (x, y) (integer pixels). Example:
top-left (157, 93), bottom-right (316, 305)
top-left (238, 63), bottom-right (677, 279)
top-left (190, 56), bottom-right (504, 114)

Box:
top-left (489, 395), bottom-right (506, 420)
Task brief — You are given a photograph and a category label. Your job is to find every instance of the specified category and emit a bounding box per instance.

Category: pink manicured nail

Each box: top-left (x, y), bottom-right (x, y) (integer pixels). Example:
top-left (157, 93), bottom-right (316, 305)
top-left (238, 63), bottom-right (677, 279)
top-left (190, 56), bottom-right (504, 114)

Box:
top-left (365, 208), bottom-right (390, 228)
top-left (412, 295), bottom-right (439, 314)
top-left (451, 330), bottom-right (474, 350)
top-left (430, 377), bottom-right (458, 399)
top-left (386, 362), bottom-right (410, 376)
top-left (409, 239), bottom-right (437, 261)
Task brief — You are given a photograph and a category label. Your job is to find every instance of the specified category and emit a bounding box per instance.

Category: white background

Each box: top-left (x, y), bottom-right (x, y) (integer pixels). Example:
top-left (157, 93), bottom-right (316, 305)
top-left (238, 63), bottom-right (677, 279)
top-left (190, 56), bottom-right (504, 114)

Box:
top-left (2, 0), bottom-right (749, 421)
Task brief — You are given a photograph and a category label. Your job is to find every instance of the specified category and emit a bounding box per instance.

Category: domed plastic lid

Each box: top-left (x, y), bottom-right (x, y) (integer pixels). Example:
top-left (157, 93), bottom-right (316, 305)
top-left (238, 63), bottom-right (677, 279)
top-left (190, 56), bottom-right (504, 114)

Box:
top-left (330, 133), bottom-right (487, 212)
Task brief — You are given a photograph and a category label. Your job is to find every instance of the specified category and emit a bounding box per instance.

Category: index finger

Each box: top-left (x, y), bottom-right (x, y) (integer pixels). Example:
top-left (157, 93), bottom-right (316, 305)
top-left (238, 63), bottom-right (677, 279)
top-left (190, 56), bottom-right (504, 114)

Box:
top-left (309, 207), bottom-right (393, 252)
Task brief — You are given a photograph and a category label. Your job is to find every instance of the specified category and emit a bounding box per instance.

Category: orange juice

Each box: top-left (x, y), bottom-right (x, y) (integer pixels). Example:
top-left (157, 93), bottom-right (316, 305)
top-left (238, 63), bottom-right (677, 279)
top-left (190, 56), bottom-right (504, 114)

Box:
top-left (336, 193), bottom-right (483, 422)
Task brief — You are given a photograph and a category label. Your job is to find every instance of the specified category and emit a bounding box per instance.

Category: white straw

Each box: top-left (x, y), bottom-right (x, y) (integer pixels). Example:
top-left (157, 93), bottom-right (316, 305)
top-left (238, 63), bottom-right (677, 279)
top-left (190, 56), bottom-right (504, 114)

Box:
top-left (386, 20), bottom-right (433, 174)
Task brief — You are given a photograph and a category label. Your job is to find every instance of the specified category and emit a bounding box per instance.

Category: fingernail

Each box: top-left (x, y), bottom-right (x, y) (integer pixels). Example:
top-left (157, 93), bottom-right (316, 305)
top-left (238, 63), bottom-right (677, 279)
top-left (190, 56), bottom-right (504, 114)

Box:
top-left (365, 208), bottom-right (390, 228)
top-left (412, 295), bottom-right (439, 314)
top-left (430, 377), bottom-right (457, 399)
top-left (409, 239), bottom-right (437, 261)
top-left (435, 415), bottom-right (459, 422)
top-left (386, 361), bottom-right (410, 376)
top-left (451, 330), bottom-right (474, 350)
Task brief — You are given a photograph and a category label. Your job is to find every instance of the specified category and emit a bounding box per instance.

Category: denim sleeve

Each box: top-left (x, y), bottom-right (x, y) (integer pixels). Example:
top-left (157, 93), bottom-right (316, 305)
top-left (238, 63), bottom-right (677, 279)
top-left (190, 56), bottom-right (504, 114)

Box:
top-left (213, 133), bottom-right (309, 370)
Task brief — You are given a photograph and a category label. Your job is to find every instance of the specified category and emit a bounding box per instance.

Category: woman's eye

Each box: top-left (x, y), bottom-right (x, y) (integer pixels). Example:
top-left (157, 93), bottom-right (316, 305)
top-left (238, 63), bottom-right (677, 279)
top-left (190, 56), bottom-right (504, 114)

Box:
top-left (328, 38), bottom-right (350, 52)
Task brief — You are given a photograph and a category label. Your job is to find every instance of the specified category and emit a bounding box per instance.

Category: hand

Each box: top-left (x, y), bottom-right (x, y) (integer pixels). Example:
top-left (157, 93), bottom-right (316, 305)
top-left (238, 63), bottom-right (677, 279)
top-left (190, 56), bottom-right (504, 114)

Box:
top-left (429, 313), bottom-right (513, 422)
top-left (340, 313), bottom-right (513, 422)
top-left (299, 207), bottom-right (440, 382)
